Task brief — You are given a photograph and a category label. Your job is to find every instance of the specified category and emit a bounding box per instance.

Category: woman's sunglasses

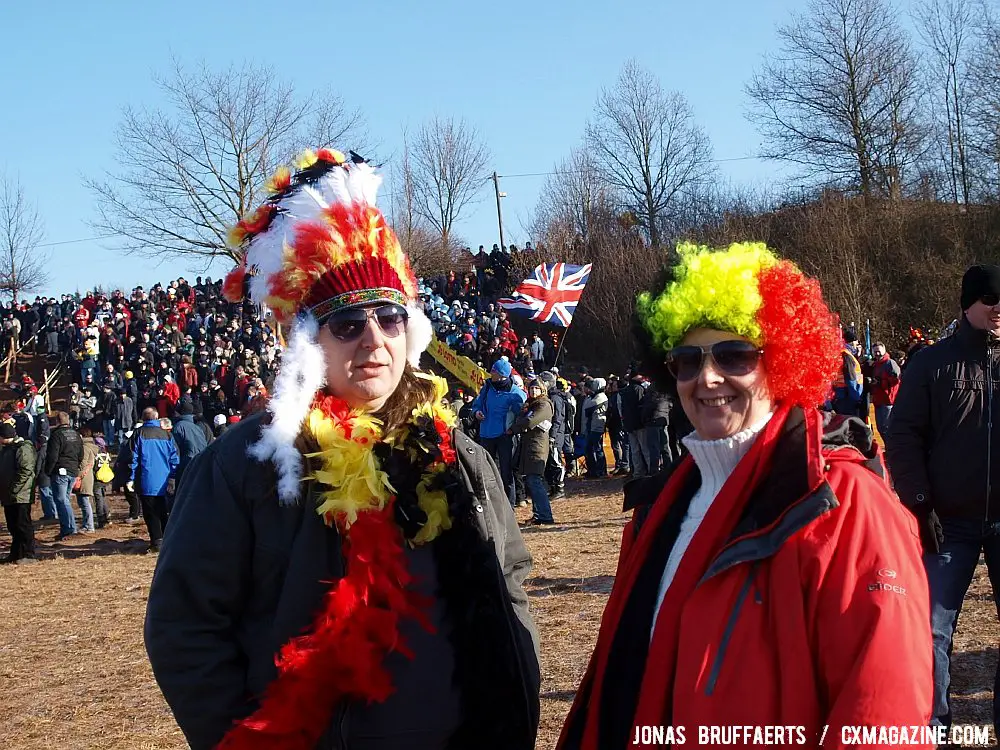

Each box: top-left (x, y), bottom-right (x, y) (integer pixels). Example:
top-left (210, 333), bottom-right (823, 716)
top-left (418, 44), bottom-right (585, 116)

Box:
top-left (980, 293), bottom-right (1000, 307)
top-left (666, 340), bottom-right (763, 382)
top-left (325, 304), bottom-right (408, 342)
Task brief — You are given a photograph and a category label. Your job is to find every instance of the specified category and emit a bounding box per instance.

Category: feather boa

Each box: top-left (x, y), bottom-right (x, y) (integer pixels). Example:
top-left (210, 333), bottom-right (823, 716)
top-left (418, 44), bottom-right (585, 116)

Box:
top-left (217, 376), bottom-right (459, 750)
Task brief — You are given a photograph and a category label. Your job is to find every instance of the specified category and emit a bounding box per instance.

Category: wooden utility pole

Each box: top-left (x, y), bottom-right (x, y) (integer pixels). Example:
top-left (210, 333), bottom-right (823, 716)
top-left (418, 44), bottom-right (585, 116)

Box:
top-left (492, 171), bottom-right (506, 251)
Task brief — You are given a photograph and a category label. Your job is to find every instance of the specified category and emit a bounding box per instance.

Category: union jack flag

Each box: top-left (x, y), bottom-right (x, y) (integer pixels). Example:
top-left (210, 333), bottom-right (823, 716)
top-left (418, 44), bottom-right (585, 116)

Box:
top-left (499, 262), bottom-right (592, 327)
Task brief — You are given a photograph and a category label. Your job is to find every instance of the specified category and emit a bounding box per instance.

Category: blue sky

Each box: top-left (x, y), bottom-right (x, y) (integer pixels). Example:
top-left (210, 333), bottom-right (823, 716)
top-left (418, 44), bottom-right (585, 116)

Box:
top-left (1, 0), bottom-right (915, 298)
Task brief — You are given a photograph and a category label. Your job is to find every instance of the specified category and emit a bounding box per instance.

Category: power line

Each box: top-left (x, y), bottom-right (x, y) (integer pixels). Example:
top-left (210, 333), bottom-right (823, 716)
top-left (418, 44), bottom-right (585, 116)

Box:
top-left (36, 233), bottom-right (122, 248)
top-left (495, 154), bottom-right (765, 180)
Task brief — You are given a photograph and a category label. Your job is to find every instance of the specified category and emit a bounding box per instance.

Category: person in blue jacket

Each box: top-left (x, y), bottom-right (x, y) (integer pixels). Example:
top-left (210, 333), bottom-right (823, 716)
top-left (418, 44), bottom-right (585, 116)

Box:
top-left (472, 357), bottom-right (526, 506)
top-left (128, 406), bottom-right (180, 552)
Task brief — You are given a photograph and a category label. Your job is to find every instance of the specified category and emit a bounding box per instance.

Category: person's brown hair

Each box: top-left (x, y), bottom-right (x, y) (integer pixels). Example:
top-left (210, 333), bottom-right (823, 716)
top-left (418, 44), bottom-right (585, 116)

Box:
top-left (53, 411), bottom-right (70, 426)
top-left (374, 364), bottom-right (441, 434)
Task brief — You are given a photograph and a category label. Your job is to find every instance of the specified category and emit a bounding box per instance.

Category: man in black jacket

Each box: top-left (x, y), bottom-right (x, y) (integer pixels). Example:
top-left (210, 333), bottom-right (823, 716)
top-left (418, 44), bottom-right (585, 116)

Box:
top-left (44, 411), bottom-right (84, 540)
top-left (887, 264), bottom-right (1000, 734)
top-left (539, 372), bottom-right (568, 499)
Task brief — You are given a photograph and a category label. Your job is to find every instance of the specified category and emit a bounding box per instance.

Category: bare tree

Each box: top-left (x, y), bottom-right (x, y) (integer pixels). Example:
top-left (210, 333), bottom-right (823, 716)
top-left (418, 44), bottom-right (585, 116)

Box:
top-left (0, 175), bottom-right (49, 304)
top-left (585, 61), bottom-right (714, 249)
top-left (390, 132), bottom-right (451, 274)
top-left (87, 60), bottom-right (367, 266)
top-left (746, 0), bottom-right (923, 197)
top-left (914, 0), bottom-right (977, 204)
top-left (531, 147), bottom-right (615, 247)
top-left (967, 6), bottom-right (1000, 199)
top-left (408, 116), bottom-right (491, 254)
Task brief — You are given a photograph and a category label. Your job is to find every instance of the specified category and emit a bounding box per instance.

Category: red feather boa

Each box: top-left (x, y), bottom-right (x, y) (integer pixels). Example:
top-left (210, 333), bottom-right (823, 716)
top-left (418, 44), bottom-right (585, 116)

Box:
top-left (216, 504), bottom-right (430, 750)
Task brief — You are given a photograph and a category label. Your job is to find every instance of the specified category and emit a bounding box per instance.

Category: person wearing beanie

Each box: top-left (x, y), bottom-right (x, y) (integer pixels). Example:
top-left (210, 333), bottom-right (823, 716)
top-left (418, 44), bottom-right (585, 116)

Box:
top-left (560, 242), bottom-right (931, 750)
top-left (887, 262), bottom-right (1000, 733)
top-left (829, 327), bottom-right (864, 417)
top-left (170, 397), bottom-right (208, 492)
top-left (538, 370), bottom-right (570, 499)
top-left (145, 148), bottom-right (539, 750)
top-left (470, 355), bottom-right (527, 506)
top-left (508, 379), bottom-right (555, 525)
top-left (0, 421), bottom-right (37, 564)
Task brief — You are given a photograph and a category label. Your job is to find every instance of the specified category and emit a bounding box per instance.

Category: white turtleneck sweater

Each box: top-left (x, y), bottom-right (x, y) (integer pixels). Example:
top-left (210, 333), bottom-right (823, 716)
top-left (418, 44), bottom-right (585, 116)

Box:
top-left (650, 412), bottom-right (774, 638)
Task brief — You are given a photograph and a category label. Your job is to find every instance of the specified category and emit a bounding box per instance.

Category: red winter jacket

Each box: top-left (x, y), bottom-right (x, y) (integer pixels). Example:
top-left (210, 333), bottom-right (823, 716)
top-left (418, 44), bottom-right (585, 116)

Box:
top-left (558, 407), bottom-right (932, 750)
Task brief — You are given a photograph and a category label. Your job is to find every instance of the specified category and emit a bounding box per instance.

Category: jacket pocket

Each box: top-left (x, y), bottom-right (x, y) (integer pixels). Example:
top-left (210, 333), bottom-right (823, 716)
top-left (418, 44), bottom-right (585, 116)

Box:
top-left (704, 564), bottom-right (757, 696)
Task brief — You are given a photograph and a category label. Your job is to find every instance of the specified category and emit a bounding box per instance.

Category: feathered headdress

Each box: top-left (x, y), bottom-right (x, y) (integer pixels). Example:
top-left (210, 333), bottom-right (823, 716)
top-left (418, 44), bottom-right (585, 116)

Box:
top-left (636, 241), bottom-right (842, 407)
top-left (222, 148), bottom-right (433, 503)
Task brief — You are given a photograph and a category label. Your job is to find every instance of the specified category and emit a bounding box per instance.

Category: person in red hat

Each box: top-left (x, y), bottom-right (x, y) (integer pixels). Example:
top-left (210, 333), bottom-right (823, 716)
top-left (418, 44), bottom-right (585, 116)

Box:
top-left (145, 148), bottom-right (539, 750)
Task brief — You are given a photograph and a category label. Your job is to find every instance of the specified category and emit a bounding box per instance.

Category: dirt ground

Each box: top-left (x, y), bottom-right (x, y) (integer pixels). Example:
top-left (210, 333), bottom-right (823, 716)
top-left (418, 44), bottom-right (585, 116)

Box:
top-left (1, 477), bottom-right (997, 750)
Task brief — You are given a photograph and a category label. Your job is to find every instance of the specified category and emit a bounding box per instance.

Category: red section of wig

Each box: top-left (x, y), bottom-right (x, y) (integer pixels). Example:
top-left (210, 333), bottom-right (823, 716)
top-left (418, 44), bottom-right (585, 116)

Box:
top-left (757, 260), bottom-right (842, 407)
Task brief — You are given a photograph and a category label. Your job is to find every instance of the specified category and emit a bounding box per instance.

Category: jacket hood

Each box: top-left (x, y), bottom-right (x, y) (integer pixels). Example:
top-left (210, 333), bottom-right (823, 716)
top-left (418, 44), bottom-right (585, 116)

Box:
top-left (820, 411), bottom-right (877, 461)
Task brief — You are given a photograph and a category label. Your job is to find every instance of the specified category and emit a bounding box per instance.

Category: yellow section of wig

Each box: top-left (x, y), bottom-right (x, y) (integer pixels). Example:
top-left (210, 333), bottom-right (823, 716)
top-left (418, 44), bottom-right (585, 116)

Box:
top-left (637, 241), bottom-right (779, 352)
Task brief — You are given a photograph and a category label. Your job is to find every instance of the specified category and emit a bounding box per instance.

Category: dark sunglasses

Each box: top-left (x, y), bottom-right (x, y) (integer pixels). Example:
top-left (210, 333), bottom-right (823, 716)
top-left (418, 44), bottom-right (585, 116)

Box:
top-left (980, 293), bottom-right (1000, 307)
top-left (325, 304), bottom-right (408, 342)
top-left (666, 340), bottom-right (763, 382)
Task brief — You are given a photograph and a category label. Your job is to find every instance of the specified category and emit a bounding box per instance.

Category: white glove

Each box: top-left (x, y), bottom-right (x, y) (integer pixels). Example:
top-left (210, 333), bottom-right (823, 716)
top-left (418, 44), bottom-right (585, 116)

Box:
top-left (125, 481), bottom-right (134, 492)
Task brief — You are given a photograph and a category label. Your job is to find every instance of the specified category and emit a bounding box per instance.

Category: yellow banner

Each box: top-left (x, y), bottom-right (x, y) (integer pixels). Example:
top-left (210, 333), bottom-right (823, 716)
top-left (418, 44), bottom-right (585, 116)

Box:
top-left (426, 338), bottom-right (488, 392)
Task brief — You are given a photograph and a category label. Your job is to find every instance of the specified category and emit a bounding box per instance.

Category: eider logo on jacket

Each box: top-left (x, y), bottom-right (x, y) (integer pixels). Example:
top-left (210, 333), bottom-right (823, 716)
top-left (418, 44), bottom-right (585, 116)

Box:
top-left (869, 568), bottom-right (905, 595)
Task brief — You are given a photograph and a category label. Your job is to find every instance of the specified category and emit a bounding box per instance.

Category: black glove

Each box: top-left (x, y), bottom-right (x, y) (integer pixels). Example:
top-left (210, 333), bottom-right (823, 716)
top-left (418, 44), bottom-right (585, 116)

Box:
top-left (912, 504), bottom-right (944, 555)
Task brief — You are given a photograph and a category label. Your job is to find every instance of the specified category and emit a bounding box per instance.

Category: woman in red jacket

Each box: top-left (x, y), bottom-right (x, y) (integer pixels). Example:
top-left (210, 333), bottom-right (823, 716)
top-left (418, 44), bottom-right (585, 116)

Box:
top-left (559, 242), bottom-right (932, 750)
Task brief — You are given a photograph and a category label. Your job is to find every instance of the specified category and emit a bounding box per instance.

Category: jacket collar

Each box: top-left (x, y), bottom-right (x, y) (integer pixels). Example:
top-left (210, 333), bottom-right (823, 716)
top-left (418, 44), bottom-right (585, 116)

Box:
top-left (957, 315), bottom-right (1000, 347)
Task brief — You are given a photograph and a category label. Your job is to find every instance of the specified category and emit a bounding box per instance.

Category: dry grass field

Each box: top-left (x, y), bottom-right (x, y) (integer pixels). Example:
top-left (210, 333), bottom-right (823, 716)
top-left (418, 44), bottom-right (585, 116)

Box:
top-left (1, 477), bottom-right (997, 749)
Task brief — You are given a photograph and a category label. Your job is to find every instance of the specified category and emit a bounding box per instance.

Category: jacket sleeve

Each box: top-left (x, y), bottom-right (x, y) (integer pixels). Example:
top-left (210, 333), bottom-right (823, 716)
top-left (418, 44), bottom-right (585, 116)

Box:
top-left (483, 445), bottom-right (541, 694)
top-left (884, 355), bottom-right (934, 508)
top-left (471, 383), bottom-right (488, 414)
top-left (130, 436), bottom-right (140, 484)
top-left (144, 448), bottom-right (254, 750)
top-left (44, 433), bottom-right (57, 475)
top-left (511, 400), bottom-right (552, 434)
top-left (800, 462), bottom-right (932, 745)
top-left (168, 437), bottom-right (180, 475)
top-left (13, 443), bottom-right (35, 500)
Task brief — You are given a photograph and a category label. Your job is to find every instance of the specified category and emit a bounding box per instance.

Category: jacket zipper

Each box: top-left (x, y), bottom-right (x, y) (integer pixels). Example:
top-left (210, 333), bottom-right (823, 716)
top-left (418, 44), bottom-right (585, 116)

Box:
top-left (704, 563), bottom-right (758, 696)
top-left (987, 344), bottom-right (995, 526)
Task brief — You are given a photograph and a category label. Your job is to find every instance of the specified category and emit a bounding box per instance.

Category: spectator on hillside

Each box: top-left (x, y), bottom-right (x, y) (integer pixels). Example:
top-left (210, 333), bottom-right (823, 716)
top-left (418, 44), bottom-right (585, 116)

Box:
top-left (605, 376), bottom-right (629, 476)
top-left (530, 333), bottom-right (545, 373)
top-left (887, 264), bottom-right (1000, 735)
top-left (868, 341), bottom-right (901, 442)
top-left (472, 357), bottom-right (527, 507)
top-left (582, 378), bottom-right (609, 479)
top-left (32, 408), bottom-right (54, 522)
top-left (830, 328), bottom-right (864, 417)
top-left (509, 379), bottom-right (555, 525)
top-left (129, 407), bottom-right (179, 553)
top-left (78, 385), bottom-right (97, 425)
top-left (171, 398), bottom-right (209, 490)
top-left (113, 422), bottom-right (143, 524)
top-left (67, 382), bottom-right (81, 427)
top-left (76, 424), bottom-right (101, 533)
top-left (99, 383), bottom-right (117, 447)
top-left (539, 371), bottom-right (569, 500)
top-left (45, 411), bottom-right (83, 540)
top-left (0, 422), bottom-right (37, 564)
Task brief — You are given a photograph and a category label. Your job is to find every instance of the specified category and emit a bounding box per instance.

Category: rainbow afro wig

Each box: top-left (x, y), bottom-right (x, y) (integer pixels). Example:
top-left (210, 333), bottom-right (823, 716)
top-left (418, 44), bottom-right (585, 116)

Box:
top-left (636, 241), bottom-right (842, 407)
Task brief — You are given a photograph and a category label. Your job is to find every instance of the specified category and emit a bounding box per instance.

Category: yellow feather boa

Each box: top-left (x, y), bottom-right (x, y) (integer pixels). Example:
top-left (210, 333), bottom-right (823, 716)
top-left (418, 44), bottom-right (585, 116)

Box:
top-left (304, 373), bottom-right (458, 545)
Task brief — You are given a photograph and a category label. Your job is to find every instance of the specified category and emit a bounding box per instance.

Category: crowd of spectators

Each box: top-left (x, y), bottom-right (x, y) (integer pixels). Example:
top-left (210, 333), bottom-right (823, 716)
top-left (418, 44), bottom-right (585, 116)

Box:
top-left (417, 244), bottom-right (562, 378)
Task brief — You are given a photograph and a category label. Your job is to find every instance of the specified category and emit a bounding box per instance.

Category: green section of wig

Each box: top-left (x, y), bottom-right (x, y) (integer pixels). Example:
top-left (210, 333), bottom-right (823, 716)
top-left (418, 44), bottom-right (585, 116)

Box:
top-left (637, 241), bottom-right (779, 353)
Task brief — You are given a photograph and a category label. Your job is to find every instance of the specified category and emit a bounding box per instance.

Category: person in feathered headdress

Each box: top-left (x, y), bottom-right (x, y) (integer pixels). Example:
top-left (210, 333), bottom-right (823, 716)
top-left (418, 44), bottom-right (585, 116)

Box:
top-left (145, 149), bottom-right (540, 750)
top-left (558, 242), bottom-right (933, 750)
